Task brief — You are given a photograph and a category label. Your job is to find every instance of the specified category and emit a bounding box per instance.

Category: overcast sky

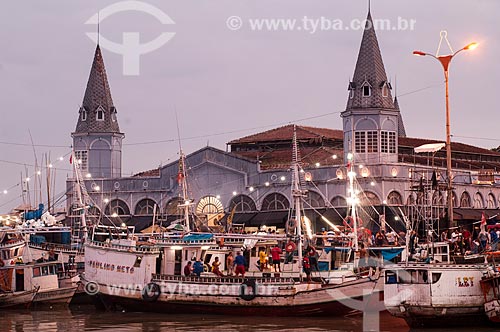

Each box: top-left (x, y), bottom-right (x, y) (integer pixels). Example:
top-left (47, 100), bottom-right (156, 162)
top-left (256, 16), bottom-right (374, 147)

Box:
top-left (0, 0), bottom-right (498, 212)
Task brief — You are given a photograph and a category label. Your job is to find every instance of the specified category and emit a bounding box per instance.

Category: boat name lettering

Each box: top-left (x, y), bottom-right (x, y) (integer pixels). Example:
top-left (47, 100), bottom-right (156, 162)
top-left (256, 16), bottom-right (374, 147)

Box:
top-left (456, 276), bottom-right (474, 287)
top-left (87, 260), bottom-right (135, 274)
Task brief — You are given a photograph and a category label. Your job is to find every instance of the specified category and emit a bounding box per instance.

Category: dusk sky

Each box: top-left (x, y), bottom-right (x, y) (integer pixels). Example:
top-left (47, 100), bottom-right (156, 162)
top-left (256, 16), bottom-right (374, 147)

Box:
top-left (0, 0), bottom-right (498, 212)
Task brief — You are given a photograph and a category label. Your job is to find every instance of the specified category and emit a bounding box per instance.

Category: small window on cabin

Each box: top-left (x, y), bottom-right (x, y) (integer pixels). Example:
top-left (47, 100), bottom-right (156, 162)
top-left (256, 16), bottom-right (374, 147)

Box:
top-left (41, 266), bottom-right (49, 276)
top-left (82, 110), bottom-right (87, 121)
top-left (134, 256), bottom-right (142, 268)
top-left (363, 85), bottom-right (371, 97)
top-left (385, 271), bottom-right (397, 284)
top-left (431, 272), bottom-right (442, 284)
top-left (33, 267), bottom-right (41, 277)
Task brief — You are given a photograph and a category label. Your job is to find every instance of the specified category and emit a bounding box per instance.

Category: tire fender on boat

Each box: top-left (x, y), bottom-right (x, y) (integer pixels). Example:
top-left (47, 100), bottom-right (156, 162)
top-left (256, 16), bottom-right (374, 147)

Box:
top-left (142, 282), bottom-right (161, 302)
top-left (239, 279), bottom-right (257, 301)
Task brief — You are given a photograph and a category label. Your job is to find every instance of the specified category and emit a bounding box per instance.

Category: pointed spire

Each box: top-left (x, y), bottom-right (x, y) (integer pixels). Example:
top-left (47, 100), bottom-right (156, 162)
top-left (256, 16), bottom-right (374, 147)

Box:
top-left (75, 45), bottom-right (120, 134)
top-left (346, 11), bottom-right (395, 110)
top-left (394, 96), bottom-right (407, 137)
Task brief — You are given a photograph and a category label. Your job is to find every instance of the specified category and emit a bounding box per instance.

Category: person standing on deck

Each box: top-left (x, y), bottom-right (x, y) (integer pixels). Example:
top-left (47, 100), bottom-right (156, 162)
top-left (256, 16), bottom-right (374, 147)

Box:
top-left (193, 259), bottom-right (204, 276)
top-left (302, 255), bottom-right (312, 282)
top-left (258, 249), bottom-right (267, 271)
top-left (234, 251), bottom-right (246, 277)
top-left (271, 245), bottom-right (282, 272)
top-left (226, 252), bottom-right (235, 276)
top-left (184, 261), bottom-right (193, 276)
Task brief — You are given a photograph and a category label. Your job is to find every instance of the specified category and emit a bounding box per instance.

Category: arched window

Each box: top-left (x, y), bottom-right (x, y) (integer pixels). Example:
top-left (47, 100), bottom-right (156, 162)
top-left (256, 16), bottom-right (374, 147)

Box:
top-left (473, 192), bottom-right (484, 209)
top-left (487, 193), bottom-right (496, 209)
top-left (104, 199), bottom-right (130, 216)
top-left (387, 191), bottom-right (403, 205)
top-left (362, 81), bottom-right (371, 97)
top-left (228, 195), bottom-right (257, 212)
top-left (164, 197), bottom-right (182, 215)
top-left (96, 106), bottom-right (105, 121)
top-left (261, 193), bottom-right (290, 211)
top-left (359, 191), bottom-right (380, 206)
top-left (432, 191), bottom-right (444, 206)
top-left (305, 191), bottom-right (325, 208)
top-left (196, 196), bottom-right (224, 215)
top-left (451, 191), bottom-right (458, 207)
top-left (460, 191), bottom-right (471, 208)
top-left (135, 198), bottom-right (157, 215)
top-left (406, 194), bottom-right (415, 206)
top-left (330, 196), bottom-right (347, 207)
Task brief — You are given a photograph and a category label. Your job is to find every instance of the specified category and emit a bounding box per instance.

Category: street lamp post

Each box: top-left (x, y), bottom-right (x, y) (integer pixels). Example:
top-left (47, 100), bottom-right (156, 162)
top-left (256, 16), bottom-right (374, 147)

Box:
top-left (413, 36), bottom-right (478, 229)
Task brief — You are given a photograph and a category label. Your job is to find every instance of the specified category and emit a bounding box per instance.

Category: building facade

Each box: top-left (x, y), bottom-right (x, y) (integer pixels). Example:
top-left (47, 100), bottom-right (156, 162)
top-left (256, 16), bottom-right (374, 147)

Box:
top-left (67, 10), bottom-right (500, 233)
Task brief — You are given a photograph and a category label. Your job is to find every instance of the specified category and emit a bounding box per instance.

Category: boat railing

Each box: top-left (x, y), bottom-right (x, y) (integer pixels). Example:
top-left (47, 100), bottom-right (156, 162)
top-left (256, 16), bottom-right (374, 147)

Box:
top-left (0, 238), bottom-right (25, 248)
top-left (87, 240), bottom-right (160, 253)
top-left (154, 238), bottom-right (217, 246)
top-left (152, 273), bottom-right (295, 285)
top-left (28, 242), bottom-right (83, 254)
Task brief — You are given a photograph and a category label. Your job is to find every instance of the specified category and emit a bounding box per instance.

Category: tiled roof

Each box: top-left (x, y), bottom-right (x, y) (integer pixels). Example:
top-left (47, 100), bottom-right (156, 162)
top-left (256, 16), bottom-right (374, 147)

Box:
top-left (75, 45), bottom-right (121, 134)
top-left (229, 124), bottom-right (343, 144)
top-left (399, 136), bottom-right (500, 156)
top-left (346, 11), bottom-right (395, 110)
top-left (133, 168), bottom-right (160, 177)
top-left (232, 146), bottom-right (344, 170)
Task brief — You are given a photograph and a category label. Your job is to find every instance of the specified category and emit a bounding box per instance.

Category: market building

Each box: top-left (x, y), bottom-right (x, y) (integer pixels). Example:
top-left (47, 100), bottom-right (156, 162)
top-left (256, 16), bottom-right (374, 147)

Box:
top-left (67, 10), bottom-right (500, 234)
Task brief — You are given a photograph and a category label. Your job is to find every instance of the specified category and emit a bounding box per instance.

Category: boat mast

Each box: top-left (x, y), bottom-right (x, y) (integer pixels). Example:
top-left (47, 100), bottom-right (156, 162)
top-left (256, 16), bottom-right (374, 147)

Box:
top-left (176, 113), bottom-right (191, 233)
top-left (291, 125), bottom-right (304, 273)
top-left (178, 151), bottom-right (191, 233)
top-left (347, 153), bottom-right (359, 252)
top-left (72, 150), bottom-right (89, 242)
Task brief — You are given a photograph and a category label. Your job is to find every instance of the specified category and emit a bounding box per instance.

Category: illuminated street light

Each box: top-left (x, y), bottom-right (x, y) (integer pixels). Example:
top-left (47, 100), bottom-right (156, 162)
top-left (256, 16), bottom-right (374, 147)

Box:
top-left (413, 32), bottom-right (477, 228)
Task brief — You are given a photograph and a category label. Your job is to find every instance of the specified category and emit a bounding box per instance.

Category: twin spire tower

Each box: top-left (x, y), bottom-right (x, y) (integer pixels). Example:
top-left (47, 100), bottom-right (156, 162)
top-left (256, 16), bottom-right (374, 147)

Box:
top-left (71, 8), bottom-right (406, 179)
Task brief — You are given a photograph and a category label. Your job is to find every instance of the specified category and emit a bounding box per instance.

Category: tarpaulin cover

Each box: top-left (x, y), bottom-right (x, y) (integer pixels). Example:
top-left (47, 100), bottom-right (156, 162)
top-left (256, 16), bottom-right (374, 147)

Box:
top-left (182, 234), bottom-right (214, 241)
top-left (380, 248), bottom-right (404, 261)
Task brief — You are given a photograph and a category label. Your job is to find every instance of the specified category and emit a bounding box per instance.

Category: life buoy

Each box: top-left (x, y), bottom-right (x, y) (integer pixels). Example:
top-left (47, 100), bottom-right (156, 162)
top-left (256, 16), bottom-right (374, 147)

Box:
top-left (239, 279), bottom-right (257, 301)
top-left (286, 219), bottom-right (297, 234)
top-left (142, 283), bottom-right (161, 302)
top-left (285, 241), bottom-right (297, 253)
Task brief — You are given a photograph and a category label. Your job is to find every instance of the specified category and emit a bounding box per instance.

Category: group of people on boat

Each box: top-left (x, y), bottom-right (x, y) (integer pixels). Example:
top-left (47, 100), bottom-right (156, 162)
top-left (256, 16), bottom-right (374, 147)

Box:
top-left (440, 225), bottom-right (500, 255)
top-left (183, 251), bottom-right (248, 277)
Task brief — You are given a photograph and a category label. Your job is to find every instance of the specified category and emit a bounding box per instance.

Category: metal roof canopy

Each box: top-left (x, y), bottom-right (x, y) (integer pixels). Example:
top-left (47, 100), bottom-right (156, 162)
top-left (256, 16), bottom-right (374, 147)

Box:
top-left (414, 143), bottom-right (446, 154)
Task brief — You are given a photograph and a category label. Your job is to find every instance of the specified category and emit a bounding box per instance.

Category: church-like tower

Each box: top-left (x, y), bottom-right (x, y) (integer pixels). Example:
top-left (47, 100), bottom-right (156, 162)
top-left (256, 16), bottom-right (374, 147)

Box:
top-left (341, 10), bottom-right (405, 165)
top-left (72, 45), bottom-right (124, 178)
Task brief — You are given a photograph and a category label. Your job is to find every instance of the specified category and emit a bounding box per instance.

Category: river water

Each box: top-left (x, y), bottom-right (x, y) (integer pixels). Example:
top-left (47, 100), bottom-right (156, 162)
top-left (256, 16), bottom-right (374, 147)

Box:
top-left (1, 306), bottom-right (494, 332)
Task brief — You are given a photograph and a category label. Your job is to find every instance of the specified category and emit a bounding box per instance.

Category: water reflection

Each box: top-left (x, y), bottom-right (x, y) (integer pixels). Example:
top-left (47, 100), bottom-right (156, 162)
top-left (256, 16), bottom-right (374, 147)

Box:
top-left (2, 306), bottom-right (487, 332)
